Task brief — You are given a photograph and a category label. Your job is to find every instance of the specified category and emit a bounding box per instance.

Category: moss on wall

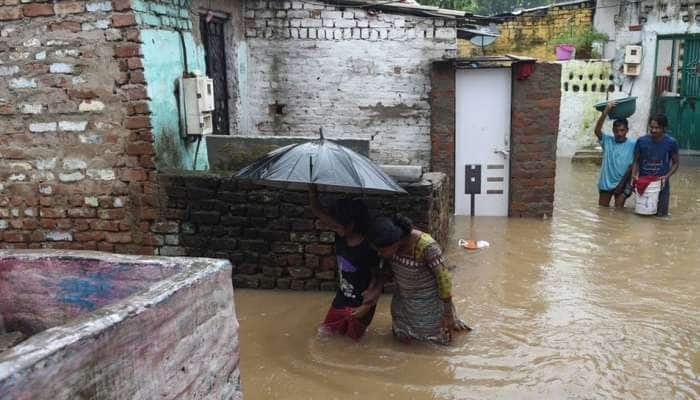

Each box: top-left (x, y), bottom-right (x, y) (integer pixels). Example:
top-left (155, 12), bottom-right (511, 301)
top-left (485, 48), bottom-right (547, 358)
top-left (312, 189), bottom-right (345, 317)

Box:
top-left (459, 2), bottom-right (594, 60)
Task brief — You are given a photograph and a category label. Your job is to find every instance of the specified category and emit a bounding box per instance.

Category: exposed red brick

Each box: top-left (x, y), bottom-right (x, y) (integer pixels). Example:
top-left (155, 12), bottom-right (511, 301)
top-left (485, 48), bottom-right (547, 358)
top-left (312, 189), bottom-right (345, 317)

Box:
top-left (139, 156), bottom-right (156, 169)
top-left (0, 6), bottom-right (22, 21)
top-left (75, 231), bottom-right (105, 242)
top-left (129, 70), bottom-right (145, 84)
top-left (119, 168), bottom-right (148, 182)
top-left (49, 21), bottom-right (81, 32)
top-left (97, 242), bottom-right (115, 252)
top-left (67, 89), bottom-right (98, 100)
top-left (126, 86), bottom-right (148, 100)
top-left (23, 3), bottom-right (54, 17)
top-left (111, 13), bottom-right (136, 27)
top-left (112, 0), bottom-right (132, 11)
top-left (114, 43), bottom-right (141, 58)
top-left (105, 232), bottom-right (132, 243)
top-left (3, 231), bottom-right (26, 242)
top-left (126, 57), bottom-right (143, 70)
top-left (54, 1), bottom-right (84, 15)
top-left (67, 208), bottom-right (97, 218)
top-left (126, 28), bottom-right (140, 42)
top-left (98, 209), bottom-right (127, 220)
top-left (126, 143), bottom-right (154, 156)
top-left (128, 101), bottom-right (150, 115)
top-left (124, 116), bottom-right (150, 129)
top-left (90, 220), bottom-right (121, 232)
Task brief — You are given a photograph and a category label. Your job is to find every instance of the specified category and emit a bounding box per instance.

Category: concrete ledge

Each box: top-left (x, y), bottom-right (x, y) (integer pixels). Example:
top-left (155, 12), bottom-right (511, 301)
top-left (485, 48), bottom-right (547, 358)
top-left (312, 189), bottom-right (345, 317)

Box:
top-left (206, 135), bottom-right (370, 172)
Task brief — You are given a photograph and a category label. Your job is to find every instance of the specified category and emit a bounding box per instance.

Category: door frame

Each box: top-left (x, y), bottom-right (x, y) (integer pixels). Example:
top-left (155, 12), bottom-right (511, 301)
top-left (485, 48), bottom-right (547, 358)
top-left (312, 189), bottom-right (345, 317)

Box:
top-left (654, 34), bottom-right (700, 150)
top-left (454, 65), bottom-right (513, 216)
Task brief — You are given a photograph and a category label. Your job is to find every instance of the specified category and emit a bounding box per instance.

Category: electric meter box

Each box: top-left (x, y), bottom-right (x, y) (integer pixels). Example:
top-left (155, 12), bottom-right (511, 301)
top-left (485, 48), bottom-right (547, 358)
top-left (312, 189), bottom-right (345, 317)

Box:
top-left (178, 76), bottom-right (215, 136)
top-left (624, 45), bottom-right (643, 64)
top-left (623, 63), bottom-right (641, 76)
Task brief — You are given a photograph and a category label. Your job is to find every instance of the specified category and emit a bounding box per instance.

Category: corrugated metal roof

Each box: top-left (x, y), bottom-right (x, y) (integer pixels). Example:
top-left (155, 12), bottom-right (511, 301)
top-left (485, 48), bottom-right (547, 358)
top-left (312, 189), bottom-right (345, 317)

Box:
top-left (317, 0), bottom-right (468, 19)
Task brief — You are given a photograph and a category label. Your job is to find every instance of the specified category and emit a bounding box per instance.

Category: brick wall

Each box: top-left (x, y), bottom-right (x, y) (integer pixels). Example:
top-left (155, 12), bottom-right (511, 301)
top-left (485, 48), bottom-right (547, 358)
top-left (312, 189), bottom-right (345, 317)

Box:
top-left (0, 0), bottom-right (159, 253)
top-left (458, 1), bottom-right (594, 60)
top-left (155, 173), bottom-right (450, 290)
top-left (430, 60), bottom-right (455, 209)
top-left (240, 1), bottom-right (457, 168)
top-left (510, 62), bottom-right (561, 218)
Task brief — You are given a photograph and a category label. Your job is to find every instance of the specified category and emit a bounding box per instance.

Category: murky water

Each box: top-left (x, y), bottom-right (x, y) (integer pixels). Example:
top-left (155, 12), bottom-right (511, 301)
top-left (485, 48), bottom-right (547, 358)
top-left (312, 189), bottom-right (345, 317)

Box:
top-left (235, 161), bottom-right (700, 399)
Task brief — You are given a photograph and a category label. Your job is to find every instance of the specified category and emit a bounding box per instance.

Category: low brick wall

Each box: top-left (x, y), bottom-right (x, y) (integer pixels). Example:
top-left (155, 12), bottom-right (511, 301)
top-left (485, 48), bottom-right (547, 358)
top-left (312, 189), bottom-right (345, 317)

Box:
top-left (155, 172), bottom-right (450, 290)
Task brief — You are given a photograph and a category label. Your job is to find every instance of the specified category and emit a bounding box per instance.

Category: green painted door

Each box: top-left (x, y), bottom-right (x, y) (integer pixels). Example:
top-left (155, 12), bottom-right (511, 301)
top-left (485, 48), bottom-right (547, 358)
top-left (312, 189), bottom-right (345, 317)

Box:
top-left (654, 37), bottom-right (700, 150)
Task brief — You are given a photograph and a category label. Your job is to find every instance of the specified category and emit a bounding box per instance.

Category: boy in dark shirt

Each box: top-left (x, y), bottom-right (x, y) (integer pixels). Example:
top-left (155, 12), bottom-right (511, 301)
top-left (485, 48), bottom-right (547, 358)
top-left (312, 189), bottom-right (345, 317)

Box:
top-left (632, 114), bottom-right (680, 216)
top-left (308, 185), bottom-right (381, 340)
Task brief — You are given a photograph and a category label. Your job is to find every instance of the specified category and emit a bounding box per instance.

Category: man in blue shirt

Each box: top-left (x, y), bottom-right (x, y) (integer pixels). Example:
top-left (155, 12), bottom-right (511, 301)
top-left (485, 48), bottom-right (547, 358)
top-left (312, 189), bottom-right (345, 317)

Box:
top-left (594, 101), bottom-right (637, 208)
top-left (632, 114), bottom-right (680, 216)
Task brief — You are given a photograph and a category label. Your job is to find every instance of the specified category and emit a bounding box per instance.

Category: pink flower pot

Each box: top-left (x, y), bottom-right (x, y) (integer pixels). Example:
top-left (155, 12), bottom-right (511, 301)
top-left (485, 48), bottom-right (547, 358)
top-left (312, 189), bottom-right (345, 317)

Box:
top-left (555, 44), bottom-right (576, 60)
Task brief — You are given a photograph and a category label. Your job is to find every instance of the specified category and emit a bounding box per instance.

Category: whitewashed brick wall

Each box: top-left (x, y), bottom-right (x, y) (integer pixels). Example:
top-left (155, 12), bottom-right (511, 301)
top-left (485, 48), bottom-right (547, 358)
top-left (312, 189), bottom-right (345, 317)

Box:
top-left (239, 0), bottom-right (457, 167)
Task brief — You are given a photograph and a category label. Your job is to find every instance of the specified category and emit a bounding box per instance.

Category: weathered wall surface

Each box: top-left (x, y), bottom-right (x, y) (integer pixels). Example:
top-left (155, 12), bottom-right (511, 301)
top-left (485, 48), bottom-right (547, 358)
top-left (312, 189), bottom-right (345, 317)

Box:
top-left (459, 1), bottom-right (594, 60)
top-left (510, 63), bottom-right (561, 218)
top-left (557, 60), bottom-right (628, 157)
top-left (430, 60), bottom-right (455, 207)
top-left (207, 135), bottom-right (369, 172)
top-left (155, 173), bottom-right (450, 290)
top-left (0, 251), bottom-right (241, 400)
top-left (0, 0), bottom-right (159, 254)
top-left (239, 1), bottom-right (458, 168)
top-left (594, 0), bottom-right (700, 137)
top-left (132, 0), bottom-right (209, 171)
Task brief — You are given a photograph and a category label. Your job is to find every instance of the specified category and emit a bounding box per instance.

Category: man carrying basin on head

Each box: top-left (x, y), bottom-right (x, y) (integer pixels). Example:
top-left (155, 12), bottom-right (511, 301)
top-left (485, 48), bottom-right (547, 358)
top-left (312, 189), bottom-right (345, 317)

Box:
top-left (631, 114), bottom-right (679, 217)
top-left (594, 101), bottom-right (637, 208)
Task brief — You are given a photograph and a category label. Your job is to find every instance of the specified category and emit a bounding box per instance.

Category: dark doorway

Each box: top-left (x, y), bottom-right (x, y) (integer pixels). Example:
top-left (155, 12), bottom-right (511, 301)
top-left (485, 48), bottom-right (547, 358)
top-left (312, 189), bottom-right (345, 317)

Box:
top-left (200, 15), bottom-right (229, 135)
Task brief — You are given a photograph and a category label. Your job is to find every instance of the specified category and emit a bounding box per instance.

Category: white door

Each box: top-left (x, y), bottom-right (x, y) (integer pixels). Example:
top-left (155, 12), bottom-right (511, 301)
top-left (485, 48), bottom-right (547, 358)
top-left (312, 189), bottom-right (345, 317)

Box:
top-left (455, 68), bottom-right (511, 216)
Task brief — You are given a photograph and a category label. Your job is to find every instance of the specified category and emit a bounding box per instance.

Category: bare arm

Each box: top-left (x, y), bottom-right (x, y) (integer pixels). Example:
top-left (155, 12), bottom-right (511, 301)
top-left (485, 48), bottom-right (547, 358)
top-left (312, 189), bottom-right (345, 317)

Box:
top-left (631, 151), bottom-right (640, 180)
top-left (665, 154), bottom-right (680, 179)
top-left (594, 101), bottom-right (616, 141)
top-left (308, 184), bottom-right (345, 235)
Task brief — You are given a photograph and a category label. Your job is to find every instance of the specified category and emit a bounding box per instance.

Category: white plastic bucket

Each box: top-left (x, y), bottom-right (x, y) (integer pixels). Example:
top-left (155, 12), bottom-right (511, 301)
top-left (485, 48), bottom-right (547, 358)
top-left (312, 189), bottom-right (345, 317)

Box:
top-left (634, 180), bottom-right (661, 215)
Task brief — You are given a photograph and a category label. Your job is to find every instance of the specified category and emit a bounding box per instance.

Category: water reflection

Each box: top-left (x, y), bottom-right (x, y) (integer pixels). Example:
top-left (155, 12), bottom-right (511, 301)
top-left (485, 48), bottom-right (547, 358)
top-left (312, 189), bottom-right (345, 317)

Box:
top-left (236, 160), bottom-right (700, 399)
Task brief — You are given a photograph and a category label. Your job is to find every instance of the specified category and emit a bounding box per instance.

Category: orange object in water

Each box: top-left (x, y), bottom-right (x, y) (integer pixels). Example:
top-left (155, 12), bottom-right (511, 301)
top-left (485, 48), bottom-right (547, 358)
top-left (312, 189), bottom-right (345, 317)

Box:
top-left (458, 239), bottom-right (478, 249)
top-left (458, 239), bottom-right (490, 250)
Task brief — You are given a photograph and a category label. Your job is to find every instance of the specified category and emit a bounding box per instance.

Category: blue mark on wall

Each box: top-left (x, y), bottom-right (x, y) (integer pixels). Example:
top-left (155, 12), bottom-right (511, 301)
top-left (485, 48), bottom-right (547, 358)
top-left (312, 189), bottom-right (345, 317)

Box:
top-left (141, 29), bottom-right (210, 171)
top-left (59, 272), bottom-right (115, 311)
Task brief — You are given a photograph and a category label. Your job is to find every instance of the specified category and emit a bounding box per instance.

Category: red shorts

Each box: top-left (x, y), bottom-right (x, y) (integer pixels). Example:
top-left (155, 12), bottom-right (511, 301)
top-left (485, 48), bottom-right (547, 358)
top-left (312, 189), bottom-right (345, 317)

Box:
top-left (320, 306), bottom-right (372, 341)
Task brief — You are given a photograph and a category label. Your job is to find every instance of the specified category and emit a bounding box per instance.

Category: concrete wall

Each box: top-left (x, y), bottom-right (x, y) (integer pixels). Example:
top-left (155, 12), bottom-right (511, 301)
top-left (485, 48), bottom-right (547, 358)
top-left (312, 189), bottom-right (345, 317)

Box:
top-left (238, 1), bottom-right (458, 168)
top-left (557, 60), bottom-right (628, 157)
top-left (0, 0), bottom-right (160, 254)
top-left (594, 0), bottom-right (700, 137)
top-left (155, 173), bottom-right (451, 290)
top-left (206, 135), bottom-right (369, 172)
top-left (0, 251), bottom-right (241, 400)
top-left (510, 62), bottom-right (561, 218)
top-left (459, 1), bottom-right (594, 60)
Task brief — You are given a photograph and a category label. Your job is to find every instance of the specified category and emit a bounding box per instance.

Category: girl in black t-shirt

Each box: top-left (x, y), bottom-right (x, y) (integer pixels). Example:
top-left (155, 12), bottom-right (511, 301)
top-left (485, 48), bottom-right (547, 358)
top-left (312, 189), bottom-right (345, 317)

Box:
top-left (308, 185), bottom-right (382, 340)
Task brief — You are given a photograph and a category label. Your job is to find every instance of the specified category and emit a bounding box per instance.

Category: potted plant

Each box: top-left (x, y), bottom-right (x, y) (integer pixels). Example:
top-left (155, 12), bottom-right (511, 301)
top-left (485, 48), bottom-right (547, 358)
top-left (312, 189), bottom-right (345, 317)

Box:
top-left (549, 27), bottom-right (609, 60)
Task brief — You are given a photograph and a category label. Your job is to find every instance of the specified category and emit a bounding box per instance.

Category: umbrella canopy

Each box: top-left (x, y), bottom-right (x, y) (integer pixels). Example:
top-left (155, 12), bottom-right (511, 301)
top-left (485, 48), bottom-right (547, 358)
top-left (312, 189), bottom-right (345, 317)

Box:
top-left (235, 138), bottom-right (407, 195)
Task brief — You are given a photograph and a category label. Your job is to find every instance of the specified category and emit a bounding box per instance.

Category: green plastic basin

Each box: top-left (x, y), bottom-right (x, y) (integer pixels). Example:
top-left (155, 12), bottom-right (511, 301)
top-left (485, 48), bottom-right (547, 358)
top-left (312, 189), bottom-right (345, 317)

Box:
top-left (594, 96), bottom-right (637, 119)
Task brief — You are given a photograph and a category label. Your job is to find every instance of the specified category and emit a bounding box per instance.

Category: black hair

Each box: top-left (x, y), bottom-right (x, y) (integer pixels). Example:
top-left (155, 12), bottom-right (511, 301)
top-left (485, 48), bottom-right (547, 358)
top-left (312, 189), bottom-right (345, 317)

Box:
top-left (612, 118), bottom-right (629, 130)
top-left (368, 214), bottom-right (413, 248)
top-left (650, 114), bottom-right (668, 129)
top-left (332, 197), bottom-right (370, 235)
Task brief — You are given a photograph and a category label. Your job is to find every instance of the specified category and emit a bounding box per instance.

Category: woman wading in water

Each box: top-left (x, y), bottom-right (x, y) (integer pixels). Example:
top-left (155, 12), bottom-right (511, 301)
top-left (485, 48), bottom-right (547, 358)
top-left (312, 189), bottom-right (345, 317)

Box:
top-left (367, 214), bottom-right (470, 345)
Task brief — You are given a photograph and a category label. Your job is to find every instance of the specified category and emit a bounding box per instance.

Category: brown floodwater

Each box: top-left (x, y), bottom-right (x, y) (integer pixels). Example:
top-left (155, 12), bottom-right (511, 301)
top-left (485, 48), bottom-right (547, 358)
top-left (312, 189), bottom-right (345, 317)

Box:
top-left (235, 160), bottom-right (700, 400)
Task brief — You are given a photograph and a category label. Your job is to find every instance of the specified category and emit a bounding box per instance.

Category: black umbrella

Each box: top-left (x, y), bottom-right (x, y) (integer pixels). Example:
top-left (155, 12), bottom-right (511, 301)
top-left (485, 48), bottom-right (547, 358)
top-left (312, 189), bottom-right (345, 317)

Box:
top-left (235, 132), bottom-right (407, 195)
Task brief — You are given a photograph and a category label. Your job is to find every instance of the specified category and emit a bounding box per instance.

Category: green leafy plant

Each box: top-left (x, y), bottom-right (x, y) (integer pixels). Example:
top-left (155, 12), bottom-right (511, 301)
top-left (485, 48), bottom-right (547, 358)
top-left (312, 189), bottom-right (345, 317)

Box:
top-left (548, 27), bottom-right (609, 59)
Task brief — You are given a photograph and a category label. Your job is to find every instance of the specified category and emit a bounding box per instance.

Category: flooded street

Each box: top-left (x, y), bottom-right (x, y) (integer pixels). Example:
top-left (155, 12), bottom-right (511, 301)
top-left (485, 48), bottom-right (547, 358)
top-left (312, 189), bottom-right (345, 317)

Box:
top-left (235, 160), bottom-right (700, 399)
